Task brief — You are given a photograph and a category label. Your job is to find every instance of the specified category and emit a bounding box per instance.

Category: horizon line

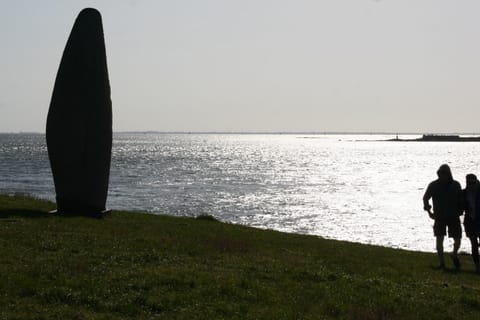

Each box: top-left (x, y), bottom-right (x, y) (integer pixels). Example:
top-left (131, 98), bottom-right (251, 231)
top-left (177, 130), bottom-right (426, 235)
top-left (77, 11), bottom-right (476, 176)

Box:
top-left (2, 131), bottom-right (480, 135)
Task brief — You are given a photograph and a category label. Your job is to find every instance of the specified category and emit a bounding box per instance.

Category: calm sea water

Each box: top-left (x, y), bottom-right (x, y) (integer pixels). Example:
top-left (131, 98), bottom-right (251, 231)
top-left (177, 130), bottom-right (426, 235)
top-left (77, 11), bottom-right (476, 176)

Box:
top-left (2, 132), bottom-right (480, 252)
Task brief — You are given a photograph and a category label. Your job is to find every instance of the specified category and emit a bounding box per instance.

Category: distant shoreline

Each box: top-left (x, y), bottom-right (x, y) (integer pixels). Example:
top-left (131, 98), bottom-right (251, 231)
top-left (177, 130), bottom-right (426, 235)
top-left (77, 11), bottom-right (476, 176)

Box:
top-left (3, 131), bottom-right (480, 136)
top-left (386, 134), bottom-right (480, 142)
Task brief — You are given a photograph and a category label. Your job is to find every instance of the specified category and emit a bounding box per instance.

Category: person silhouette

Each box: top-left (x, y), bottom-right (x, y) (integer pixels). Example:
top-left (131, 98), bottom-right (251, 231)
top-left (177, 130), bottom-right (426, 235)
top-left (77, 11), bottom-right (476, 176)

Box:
top-left (423, 164), bottom-right (462, 269)
top-left (461, 174), bottom-right (480, 273)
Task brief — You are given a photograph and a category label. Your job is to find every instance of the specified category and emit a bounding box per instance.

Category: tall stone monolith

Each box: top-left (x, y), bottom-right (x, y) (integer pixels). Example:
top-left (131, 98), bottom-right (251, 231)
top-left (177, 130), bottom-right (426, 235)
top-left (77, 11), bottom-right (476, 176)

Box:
top-left (46, 8), bottom-right (112, 216)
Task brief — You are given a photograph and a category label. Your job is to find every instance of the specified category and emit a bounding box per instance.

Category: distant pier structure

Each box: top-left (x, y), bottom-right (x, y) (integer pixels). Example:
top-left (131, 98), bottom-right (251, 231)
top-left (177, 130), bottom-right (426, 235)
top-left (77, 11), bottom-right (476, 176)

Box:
top-left (387, 134), bottom-right (480, 142)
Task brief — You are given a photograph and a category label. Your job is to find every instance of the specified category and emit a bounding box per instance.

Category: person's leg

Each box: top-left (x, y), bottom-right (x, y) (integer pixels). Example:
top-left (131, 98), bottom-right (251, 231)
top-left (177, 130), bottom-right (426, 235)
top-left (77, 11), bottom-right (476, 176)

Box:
top-left (452, 237), bottom-right (461, 269)
top-left (453, 237), bottom-right (461, 256)
top-left (471, 236), bottom-right (480, 272)
top-left (450, 219), bottom-right (462, 269)
top-left (436, 236), bottom-right (445, 268)
top-left (434, 220), bottom-right (446, 268)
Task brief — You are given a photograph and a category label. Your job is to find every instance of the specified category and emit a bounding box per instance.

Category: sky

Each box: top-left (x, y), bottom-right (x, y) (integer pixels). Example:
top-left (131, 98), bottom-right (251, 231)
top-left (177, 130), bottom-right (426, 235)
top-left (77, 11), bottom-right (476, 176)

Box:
top-left (1, 0), bottom-right (480, 133)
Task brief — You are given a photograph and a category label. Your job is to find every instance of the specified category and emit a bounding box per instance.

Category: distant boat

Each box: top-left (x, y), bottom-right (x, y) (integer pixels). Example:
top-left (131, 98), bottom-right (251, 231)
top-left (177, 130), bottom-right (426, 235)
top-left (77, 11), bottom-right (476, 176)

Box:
top-left (389, 134), bottom-right (480, 142)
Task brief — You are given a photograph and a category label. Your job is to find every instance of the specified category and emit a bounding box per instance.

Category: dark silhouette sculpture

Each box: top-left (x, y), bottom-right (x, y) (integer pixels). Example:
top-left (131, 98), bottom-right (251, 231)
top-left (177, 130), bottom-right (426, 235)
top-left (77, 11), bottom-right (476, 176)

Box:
top-left (46, 8), bottom-right (112, 217)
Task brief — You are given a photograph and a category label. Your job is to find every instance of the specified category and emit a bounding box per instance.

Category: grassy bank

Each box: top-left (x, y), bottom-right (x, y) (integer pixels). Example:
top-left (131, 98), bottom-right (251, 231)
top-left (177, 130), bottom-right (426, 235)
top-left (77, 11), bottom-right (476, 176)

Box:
top-left (1, 194), bottom-right (480, 319)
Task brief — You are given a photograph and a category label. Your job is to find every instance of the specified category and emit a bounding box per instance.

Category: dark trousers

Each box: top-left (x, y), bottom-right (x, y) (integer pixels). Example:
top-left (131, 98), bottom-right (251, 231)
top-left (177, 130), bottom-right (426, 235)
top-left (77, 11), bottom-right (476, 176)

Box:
top-left (469, 236), bottom-right (480, 264)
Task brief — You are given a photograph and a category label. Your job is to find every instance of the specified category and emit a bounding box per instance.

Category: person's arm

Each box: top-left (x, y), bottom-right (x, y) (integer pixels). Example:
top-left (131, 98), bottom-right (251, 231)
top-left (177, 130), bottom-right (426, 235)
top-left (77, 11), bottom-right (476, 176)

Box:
top-left (423, 184), bottom-right (432, 211)
top-left (474, 185), bottom-right (480, 218)
top-left (458, 185), bottom-right (465, 216)
top-left (423, 184), bottom-right (435, 219)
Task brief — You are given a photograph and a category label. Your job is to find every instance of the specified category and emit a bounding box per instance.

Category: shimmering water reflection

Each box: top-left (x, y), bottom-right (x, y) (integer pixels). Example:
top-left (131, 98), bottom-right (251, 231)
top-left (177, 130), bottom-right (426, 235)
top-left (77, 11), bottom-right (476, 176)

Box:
top-left (2, 133), bottom-right (480, 253)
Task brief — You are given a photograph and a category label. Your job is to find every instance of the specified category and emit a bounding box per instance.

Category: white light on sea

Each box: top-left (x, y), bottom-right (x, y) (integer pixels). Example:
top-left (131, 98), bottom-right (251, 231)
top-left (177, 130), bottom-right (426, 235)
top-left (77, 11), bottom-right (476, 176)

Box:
top-left (1, 133), bottom-right (479, 253)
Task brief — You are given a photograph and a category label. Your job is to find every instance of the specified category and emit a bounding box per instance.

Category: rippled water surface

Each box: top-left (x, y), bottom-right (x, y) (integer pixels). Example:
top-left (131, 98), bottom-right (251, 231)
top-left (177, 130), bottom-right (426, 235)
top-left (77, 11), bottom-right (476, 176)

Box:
top-left (2, 133), bottom-right (480, 252)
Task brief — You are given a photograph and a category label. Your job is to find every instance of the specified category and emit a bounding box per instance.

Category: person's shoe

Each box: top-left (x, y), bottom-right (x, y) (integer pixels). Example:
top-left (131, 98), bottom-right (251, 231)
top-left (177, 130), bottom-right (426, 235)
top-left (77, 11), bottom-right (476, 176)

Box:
top-left (435, 263), bottom-right (446, 270)
top-left (452, 255), bottom-right (461, 270)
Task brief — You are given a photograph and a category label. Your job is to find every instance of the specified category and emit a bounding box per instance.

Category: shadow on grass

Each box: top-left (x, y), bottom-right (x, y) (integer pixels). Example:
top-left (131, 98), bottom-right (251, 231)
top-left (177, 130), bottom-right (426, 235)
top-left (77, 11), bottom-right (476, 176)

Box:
top-left (0, 207), bottom-right (111, 220)
top-left (0, 209), bottom-right (51, 219)
top-left (429, 263), bottom-right (480, 276)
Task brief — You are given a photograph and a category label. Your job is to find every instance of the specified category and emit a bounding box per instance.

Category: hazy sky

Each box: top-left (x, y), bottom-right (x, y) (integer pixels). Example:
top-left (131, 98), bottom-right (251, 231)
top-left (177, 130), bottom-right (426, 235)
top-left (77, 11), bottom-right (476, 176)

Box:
top-left (1, 0), bottom-right (480, 133)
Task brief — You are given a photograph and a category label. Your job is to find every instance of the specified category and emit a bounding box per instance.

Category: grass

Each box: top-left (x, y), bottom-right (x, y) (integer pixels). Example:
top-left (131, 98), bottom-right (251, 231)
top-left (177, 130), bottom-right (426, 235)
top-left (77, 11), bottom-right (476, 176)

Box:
top-left (1, 194), bottom-right (480, 319)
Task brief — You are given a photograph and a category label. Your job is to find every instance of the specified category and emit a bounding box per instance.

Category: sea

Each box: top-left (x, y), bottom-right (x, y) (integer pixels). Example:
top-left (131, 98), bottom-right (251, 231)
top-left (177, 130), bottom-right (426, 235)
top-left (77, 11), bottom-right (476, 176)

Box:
top-left (2, 132), bottom-right (480, 253)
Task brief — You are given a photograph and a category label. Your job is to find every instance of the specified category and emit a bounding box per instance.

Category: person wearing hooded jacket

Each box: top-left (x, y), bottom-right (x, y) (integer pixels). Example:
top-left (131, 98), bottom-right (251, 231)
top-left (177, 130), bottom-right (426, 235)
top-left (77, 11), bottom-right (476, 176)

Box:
top-left (461, 174), bottom-right (480, 273)
top-left (423, 164), bottom-right (462, 269)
